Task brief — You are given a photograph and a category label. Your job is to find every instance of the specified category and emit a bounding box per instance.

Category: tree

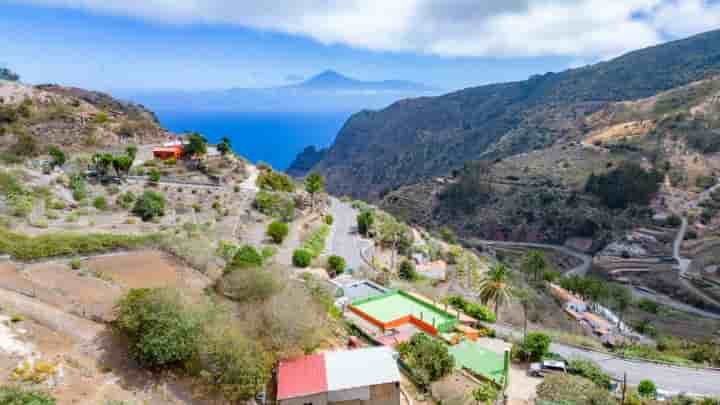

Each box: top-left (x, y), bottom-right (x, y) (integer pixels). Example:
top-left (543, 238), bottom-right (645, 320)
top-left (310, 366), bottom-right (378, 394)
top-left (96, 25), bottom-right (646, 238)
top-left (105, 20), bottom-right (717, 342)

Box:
top-left (376, 213), bottom-right (410, 272)
top-left (292, 249), bottom-right (313, 268)
top-left (638, 380), bottom-right (657, 399)
top-left (478, 262), bottom-right (512, 320)
top-left (92, 153), bottom-right (114, 179)
top-left (522, 250), bottom-right (547, 282)
top-left (472, 383), bottom-right (498, 405)
top-left (519, 332), bottom-right (551, 361)
top-left (609, 284), bottom-right (632, 325)
top-left (326, 255), bottom-right (346, 277)
top-left (148, 168), bottom-right (161, 183)
top-left (357, 211), bottom-right (374, 236)
top-left (266, 221), bottom-right (289, 244)
top-left (304, 172), bottom-right (324, 212)
top-left (132, 190), bottom-right (165, 221)
top-left (47, 146), bottom-right (65, 168)
top-left (0, 67), bottom-right (20, 82)
top-left (585, 162), bottom-right (662, 209)
top-left (112, 155), bottom-right (133, 178)
top-left (114, 288), bottom-right (203, 367)
top-left (514, 288), bottom-right (532, 338)
top-left (217, 136), bottom-right (231, 156)
top-left (397, 333), bottom-right (454, 386)
top-left (398, 260), bottom-right (418, 281)
top-left (183, 133), bottom-right (208, 158)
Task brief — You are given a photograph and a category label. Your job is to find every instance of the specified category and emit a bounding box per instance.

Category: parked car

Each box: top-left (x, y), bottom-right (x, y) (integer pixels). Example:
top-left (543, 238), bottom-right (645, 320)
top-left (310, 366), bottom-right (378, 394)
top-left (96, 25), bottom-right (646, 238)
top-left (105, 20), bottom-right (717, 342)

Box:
top-left (528, 360), bottom-right (567, 377)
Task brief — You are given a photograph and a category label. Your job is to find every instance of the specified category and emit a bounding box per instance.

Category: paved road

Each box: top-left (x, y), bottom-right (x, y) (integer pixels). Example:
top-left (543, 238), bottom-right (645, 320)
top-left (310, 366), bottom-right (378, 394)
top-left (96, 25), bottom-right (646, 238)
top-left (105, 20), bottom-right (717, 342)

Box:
top-left (463, 239), bottom-right (592, 277)
top-left (328, 199), bottom-right (372, 270)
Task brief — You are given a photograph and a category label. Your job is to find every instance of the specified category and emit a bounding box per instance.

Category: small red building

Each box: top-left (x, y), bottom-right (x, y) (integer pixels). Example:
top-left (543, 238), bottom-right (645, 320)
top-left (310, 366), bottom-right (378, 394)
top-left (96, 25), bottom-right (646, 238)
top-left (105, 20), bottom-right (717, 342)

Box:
top-left (152, 145), bottom-right (183, 160)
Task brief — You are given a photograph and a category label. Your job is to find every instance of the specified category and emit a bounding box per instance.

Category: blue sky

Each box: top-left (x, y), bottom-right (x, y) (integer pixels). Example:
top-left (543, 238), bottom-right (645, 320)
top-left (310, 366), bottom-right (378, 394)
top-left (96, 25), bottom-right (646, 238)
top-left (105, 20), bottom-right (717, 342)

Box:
top-left (2, 1), bottom-right (719, 92)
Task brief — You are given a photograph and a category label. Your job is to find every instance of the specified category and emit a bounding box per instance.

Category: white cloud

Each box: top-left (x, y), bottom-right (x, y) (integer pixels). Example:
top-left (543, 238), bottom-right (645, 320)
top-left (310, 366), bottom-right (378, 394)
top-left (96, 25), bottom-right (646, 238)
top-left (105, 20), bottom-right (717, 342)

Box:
top-left (9, 0), bottom-right (720, 58)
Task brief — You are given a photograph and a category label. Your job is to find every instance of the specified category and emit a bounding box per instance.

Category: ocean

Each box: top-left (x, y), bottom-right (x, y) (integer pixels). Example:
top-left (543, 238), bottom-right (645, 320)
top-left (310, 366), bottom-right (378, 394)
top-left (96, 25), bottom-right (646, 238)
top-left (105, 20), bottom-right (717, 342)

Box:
top-left (155, 111), bottom-right (351, 170)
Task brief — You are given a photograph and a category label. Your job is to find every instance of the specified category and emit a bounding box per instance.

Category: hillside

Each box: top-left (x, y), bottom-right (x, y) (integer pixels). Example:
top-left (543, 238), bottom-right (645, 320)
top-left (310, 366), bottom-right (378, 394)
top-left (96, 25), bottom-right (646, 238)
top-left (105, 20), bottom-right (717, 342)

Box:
top-left (379, 74), bottom-right (720, 244)
top-left (312, 29), bottom-right (720, 200)
top-left (0, 80), bottom-right (169, 158)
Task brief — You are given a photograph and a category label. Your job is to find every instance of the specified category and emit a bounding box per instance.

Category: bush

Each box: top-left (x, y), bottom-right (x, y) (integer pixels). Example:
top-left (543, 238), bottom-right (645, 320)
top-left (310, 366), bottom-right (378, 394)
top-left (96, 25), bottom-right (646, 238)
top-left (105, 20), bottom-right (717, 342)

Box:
top-left (256, 170), bottom-right (295, 192)
top-left (445, 295), bottom-right (496, 323)
top-left (518, 332), bottom-right (551, 361)
top-left (638, 298), bottom-right (660, 314)
top-left (357, 211), bottom-right (374, 236)
top-left (0, 386), bottom-right (56, 405)
top-left (114, 288), bottom-right (203, 367)
top-left (132, 190), bottom-right (165, 221)
top-left (117, 191), bottom-right (135, 209)
top-left (302, 225), bottom-right (329, 258)
top-left (398, 260), bottom-right (418, 281)
top-left (537, 374), bottom-right (616, 405)
top-left (148, 169), bottom-right (161, 183)
top-left (638, 380), bottom-right (657, 399)
top-left (266, 221), bottom-right (289, 244)
top-left (324, 215), bottom-right (334, 225)
top-left (666, 214), bottom-right (682, 227)
top-left (253, 190), bottom-right (295, 221)
top-left (69, 258), bottom-right (82, 270)
top-left (397, 333), bottom-right (454, 386)
top-left (568, 358), bottom-right (612, 389)
top-left (230, 245), bottom-right (264, 269)
top-left (292, 249), bottom-right (313, 268)
top-left (92, 196), bottom-right (108, 211)
top-left (439, 227), bottom-right (457, 243)
top-left (217, 266), bottom-right (284, 303)
top-left (326, 255), bottom-right (346, 276)
top-left (48, 146), bottom-right (66, 168)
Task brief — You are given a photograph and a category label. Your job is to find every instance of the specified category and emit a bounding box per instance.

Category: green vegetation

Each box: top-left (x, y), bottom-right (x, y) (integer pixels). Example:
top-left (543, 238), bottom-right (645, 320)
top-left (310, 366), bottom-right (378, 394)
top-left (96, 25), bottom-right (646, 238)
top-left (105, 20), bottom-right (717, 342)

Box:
top-left (253, 190), bottom-right (295, 221)
top-left (537, 374), bottom-right (616, 405)
top-left (356, 210), bottom-right (374, 236)
top-left (522, 250), bottom-right (548, 282)
top-left (183, 132), bottom-right (208, 158)
top-left (47, 146), bottom-right (65, 168)
top-left (568, 358), bottom-right (612, 389)
top-left (292, 248), bottom-right (313, 268)
top-left (326, 255), bottom-right (346, 276)
top-left (444, 295), bottom-right (496, 323)
top-left (324, 214), bottom-right (334, 225)
top-left (638, 380), bottom-right (657, 399)
top-left (217, 266), bottom-right (284, 303)
top-left (92, 196), bottom-right (108, 211)
top-left (0, 67), bottom-right (20, 81)
top-left (585, 162), bottom-right (662, 209)
top-left (148, 168), bottom-right (160, 183)
top-left (301, 225), bottom-right (329, 258)
top-left (516, 332), bottom-right (551, 361)
top-left (478, 262), bottom-right (512, 318)
top-left (304, 172), bottom-right (324, 211)
top-left (217, 136), bottom-right (231, 156)
top-left (472, 383), bottom-right (498, 405)
top-left (397, 333), bottom-right (454, 386)
top-left (256, 169), bottom-right (295, 192)
top-left (398, 259), bottom-right (418, 281)
top-left (266, 221), bottom-right (289, 244)
top-left (438, 161), bottom-right (493, 214)
top-left (117, 191), bottom-right (136, 209)
top-left (0, 386), bottom-right (55, 405)
top-left (70, 174), bottom-right (87, 201)
top-left (0, 228), bottom-right (161, 260)
top-left (230, 245), bottom-right (264, 270)
top-left (132, 190), bottom-right (165, 221)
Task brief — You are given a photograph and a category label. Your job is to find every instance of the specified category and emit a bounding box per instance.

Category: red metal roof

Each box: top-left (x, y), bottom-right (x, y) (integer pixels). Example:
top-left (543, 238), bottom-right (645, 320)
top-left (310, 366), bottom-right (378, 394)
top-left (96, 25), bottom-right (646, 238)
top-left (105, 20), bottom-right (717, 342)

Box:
top-left (277, 354), bottom-right (328, 400)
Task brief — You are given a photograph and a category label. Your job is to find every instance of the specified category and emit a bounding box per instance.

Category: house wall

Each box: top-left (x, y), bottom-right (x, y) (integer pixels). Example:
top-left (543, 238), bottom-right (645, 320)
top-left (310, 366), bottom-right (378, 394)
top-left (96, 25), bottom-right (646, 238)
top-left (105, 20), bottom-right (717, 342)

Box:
top-left (330, 383), bottom-right (400, 405)
top-left (279, 392), bottom-right (328, 405)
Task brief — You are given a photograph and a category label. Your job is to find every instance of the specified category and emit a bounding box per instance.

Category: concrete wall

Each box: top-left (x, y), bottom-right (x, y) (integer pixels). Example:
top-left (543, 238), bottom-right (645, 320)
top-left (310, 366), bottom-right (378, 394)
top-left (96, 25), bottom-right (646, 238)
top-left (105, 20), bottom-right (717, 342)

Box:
top-left (280, 383), bottom-right (399, 405)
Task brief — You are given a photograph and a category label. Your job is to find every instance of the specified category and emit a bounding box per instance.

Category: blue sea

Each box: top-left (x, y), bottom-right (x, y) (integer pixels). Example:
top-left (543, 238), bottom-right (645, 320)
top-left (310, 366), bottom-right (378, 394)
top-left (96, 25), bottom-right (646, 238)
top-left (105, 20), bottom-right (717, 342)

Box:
top-left (155, 111), bottom-right (351, 170)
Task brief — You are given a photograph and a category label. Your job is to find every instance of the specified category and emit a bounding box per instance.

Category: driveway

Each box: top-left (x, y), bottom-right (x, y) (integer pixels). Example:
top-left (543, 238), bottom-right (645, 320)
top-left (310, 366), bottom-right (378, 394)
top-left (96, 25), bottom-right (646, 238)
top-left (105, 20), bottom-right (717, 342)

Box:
top-left (328, 198), bottom-right (372, 270)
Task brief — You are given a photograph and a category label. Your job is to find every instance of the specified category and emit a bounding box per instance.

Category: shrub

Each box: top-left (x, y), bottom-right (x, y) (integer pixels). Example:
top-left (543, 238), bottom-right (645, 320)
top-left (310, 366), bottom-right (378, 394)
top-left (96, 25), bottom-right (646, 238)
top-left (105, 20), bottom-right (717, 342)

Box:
top-left (585, 162), bottom-right (662, 209)
top-left (230, 245), bottom-right (264, 270)
top-left (697, 175), bottom-right (717, 190)
top-left (217, 266), bottom-right (284, 303)
top-left (445, 295), bottom-right (496, 323)
top-left (253, 190), bottom-right (295, 221)
top-left (132, 190), bottom-right (165, 221)
top-left (568, 358), bottom-right (612, 389)
top-left (114, 288), bottom-right (203, 367)
top-left (666, 214), bottom-right (682, 227)
top-left (326, 255), bottom-right (346, 276)
top-left (48, 146), bottom-right (66, 168)
top-left (398, 260), bottom-right (418, 281)
top-left (324, 215), bottom-right (334, 225)
top-left (69, 258), bottom-right (82, 270)
top-left (92, 196), bottom-right (108, 211)
top-left (518, 332), bottom-right (551, 361)
top-left (256, 170), bottom-right (295, 192)
top-left (638, 298), bottom-right (660, 314)
top-left (117, 191), bottom-right (135, 209)
top-left (397, 333), bottom-right (454, 386)
top-left (292, 249), bottom-right (313, 268)
top-left (472, 383), bottom-right (498, 405)
top-left (357, 211), bottom-right (374, 236)
top-left (302, 225), bottom-right (329, 258)
top-left (439, 227), bottom-right (457, 243)
top-left (148, 169), bottom-right (161, 183)
top-left (537, 374), bottom-right (616, 405)
top-left (266, 221), bottom-right (289, 244)
top-left (0, 386), bottom-right (56, 405)
top-left (638, 380), bottom-right (657, 399)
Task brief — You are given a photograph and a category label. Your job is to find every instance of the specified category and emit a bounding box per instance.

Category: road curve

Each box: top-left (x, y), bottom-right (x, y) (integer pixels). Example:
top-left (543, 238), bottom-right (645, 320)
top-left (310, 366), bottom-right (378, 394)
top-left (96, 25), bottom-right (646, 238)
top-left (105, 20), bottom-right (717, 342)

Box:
top-left (463, 239), bottom-right (592, 277)
top-left (328, 198), bottom-right (373, 270)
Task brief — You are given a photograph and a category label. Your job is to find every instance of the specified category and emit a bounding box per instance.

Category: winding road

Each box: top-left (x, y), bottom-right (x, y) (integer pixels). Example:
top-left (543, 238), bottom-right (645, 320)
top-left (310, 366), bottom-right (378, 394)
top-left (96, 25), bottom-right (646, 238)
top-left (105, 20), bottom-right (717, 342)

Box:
top-left (328, 199), bottom-right (373, 271)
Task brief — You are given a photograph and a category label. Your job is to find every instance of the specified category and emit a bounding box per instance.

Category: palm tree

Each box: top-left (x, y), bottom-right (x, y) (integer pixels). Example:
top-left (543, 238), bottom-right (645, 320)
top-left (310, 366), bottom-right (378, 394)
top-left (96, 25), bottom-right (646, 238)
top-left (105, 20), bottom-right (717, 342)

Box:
top-left (513, 288), bottom-right (532, 338)
top-left (522, 250), bottom-right (546, 282)
top-left (478, 262), bottom-right (513, 322)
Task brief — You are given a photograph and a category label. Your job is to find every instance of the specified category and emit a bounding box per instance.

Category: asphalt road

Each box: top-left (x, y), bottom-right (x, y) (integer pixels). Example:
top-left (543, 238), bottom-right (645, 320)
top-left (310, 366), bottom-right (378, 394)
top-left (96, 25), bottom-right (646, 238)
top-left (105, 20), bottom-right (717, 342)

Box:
top-left (328, 198), bottom-right (372, 270)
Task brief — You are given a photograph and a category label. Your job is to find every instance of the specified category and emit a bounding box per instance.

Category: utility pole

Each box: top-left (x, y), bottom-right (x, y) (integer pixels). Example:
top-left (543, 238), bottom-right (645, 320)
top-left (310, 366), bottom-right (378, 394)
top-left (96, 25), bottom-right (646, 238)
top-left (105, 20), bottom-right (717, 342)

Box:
top-left (621, 372), bottom-right (627, 405)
